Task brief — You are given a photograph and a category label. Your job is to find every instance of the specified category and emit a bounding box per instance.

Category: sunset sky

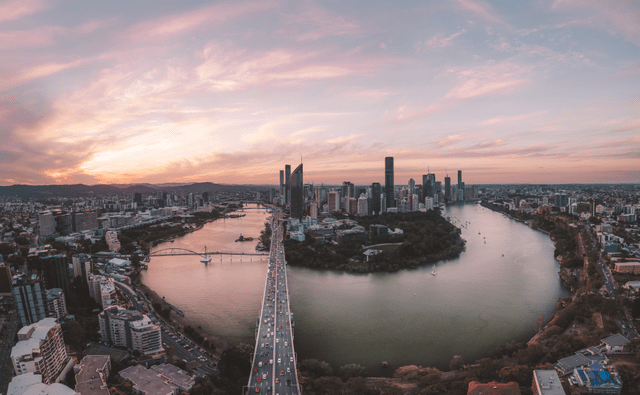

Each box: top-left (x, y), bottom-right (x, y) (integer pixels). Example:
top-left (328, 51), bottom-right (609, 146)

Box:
top-left (1, 0), bottom-right (639, 186)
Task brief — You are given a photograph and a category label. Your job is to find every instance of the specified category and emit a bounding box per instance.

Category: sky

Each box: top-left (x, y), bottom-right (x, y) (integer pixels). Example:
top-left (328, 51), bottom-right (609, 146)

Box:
top-left (1, 0), bottom-right (639, 186)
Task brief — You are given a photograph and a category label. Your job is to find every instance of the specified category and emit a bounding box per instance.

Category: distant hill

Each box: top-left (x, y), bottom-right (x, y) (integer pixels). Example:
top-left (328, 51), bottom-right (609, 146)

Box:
top-left (0, 182), bottom-right (272, 198)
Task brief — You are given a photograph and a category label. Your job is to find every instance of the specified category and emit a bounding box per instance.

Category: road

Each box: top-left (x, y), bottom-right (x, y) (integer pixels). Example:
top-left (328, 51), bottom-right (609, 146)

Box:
top-left (247, 210), bottom-right (300, 395)
top-left (0, 308), bottom-right (18, 393)
top-left (580, 223), bottom-right (638, 340)
top-left (114, 282), bottom-right (219, 377)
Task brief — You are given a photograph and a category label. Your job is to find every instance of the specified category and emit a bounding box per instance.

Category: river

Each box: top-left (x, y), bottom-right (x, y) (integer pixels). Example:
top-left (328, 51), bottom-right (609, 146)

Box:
top-left (141, 203), bottom-right (568, 375)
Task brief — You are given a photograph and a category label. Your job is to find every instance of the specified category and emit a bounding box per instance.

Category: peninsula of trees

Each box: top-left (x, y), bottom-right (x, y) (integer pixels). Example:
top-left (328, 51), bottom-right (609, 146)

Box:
top-left (284, 210), bottom-right (466, 273)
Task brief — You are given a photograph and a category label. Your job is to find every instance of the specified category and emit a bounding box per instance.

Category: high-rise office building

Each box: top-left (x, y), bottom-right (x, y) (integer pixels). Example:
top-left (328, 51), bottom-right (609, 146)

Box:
top-left (444, 176), bottom-right (451, 203)
top-left (371, 183), bottom-right (381, 215)
top-left (54, 214), bottom-right (73, 236)
top-left (202, 192), bottom-right (209, 204)
top-left (279, 170), bottom-right (284, 199)
top-left (408, 178), bottom-right (415, 194)
top-left (38, 211), bottom-right (56, 239)
top-left (328, 189), bottom-right (341, 213)
top-left (457, 170), bottom-right (462, 189)
top-left (385, 157), bottom-right (394, 208)
top-left (12, 273), bottom-right (48, 326)
top-left (285, 165), bottom-right (291, 206)
top-left (72, 211), bottom-right (98, 233)
top-left (40, 254), bottom-right (70, 296)
top-left (0, 262), bottom-right (12, 295)
top-left (290, 164), bottom-right (304, 219)
top-left (134, 193), bottom-right (142, 204)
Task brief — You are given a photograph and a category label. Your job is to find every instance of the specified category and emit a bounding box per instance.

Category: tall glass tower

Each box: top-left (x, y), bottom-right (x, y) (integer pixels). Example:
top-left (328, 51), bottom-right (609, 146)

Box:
top-left (290, 164), bottom-right (303, 219)
top-left (385, 157), bottom-right (394, 208)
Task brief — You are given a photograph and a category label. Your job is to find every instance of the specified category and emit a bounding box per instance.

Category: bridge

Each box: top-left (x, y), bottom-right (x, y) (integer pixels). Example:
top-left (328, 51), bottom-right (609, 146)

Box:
top-left (148, 248), bottom-right (268, 258)
top-left (246, 210), bottom-right (301, 395)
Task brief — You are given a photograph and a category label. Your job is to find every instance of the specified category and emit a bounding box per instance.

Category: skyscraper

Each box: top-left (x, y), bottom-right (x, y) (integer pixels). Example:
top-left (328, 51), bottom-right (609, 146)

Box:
top-left (40, 254), bottom-right (70, 296)
top-left (385, 157), bottom-right (394, 208)
top-left (285, 165), bottom-right (291, 205)
top-left (290, 164), bottom-right (304, 219)
top-left (444, 176), bottom-right (451, 203)
top-left (371, 183), bottom-right (381, 215)
top-left (457, 170), bottom-right (462, 189)
top-left (279, 170), bottom-right (284, 200)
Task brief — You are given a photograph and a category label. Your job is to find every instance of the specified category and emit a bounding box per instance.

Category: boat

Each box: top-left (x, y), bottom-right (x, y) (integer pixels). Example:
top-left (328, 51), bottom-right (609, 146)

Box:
top-left (431, 265), bottom-right (437, 276)
top-left (236, 234), bottom-right (254, 242)
top-left (201, 246), bottom-right (212, 264)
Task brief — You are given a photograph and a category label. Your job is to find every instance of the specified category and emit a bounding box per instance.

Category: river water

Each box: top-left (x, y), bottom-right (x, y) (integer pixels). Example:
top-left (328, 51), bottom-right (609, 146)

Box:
top-left (141, 203), bottom-right (567, 375)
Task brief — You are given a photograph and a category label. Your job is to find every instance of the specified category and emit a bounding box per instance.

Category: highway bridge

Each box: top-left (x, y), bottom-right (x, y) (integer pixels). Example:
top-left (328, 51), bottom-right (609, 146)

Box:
top-left (246, 210), bottom-right (301, 395)
top-left (148, 248), bottom-right (268, 258)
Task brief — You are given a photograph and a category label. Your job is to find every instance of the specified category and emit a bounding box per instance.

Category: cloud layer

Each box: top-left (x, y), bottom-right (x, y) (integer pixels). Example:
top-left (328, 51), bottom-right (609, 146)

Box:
top-left (1, 0), bottom-right (639, 185)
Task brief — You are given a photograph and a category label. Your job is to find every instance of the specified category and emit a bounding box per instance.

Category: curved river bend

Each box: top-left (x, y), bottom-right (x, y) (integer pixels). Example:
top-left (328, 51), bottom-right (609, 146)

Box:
top-left (141, 203), bottom-right (567, 375)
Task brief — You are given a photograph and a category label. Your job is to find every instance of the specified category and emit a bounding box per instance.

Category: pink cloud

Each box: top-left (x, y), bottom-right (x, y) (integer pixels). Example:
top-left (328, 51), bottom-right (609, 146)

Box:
top-left (278, 1), bottom-right (361, 41)
top-left (455, 0), bottom-right (508, 26)
top-left (423, 29), bottom-right (466, 49)
top-left (196, 44), bottom-right (360, 91)
top-left (480, 111), bottom-right (547, 125)
top-left (126, 1), bottom-right (279, 40)
top-left (551, 0), bottom-right (640, 46)
top-left (0, 0), bottom-right (50, 23)
top-left (0, 58), bottom-right (95, 91)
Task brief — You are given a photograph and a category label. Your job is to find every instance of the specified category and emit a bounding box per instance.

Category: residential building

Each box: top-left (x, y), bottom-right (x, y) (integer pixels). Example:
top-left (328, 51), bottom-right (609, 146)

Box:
top-left (328, 190), bottom-right (340, 213)
top-left (99, 306), bottom-right (142, 348)
top-left (129, 316), bottom-right (163, 356)
top-left (45, 288), bottom-right (68, 321)
top-left (7, 372), bottom-right (76, 395)
top-left (11, 318), bottom-right (70, 385)
top-left (357, 194), bottom-right (368, 216)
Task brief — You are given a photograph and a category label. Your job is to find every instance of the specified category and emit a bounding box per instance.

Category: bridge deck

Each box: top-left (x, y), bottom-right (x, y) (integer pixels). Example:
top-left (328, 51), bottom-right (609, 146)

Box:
top-left (247, 211), bottom-right (300, 395)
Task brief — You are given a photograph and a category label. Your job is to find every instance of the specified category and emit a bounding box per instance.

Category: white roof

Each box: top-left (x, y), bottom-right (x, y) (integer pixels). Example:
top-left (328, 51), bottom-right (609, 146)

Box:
top-left (7, 373), bottom-right (42, 395)
top-left (109, 258), bottom-right (130, 267)
top-left (11, 338), bottom-right (42, 358)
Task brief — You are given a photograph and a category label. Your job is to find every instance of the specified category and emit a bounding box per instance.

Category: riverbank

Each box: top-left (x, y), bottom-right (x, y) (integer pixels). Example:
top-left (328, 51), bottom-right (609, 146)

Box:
top-left (136, 281), bottom-right (229, 357)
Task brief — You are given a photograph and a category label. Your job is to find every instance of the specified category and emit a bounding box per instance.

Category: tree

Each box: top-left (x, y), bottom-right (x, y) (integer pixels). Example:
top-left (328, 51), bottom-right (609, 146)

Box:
top-left (338, 363), bottom-right (366, 381)
top-left (449, 355), bottom-right (464, 371)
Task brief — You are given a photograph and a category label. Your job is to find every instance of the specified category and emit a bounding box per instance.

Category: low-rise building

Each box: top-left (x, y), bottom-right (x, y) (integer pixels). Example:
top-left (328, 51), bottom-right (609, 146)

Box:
top-left (600, 334), bottom-right (629, 355)
top-left (74, 355), bottom-right (110, 395)
top-left (532, 370), bottom-right (565, 395)
top-left (119, 363), bottom-right (194, 395)
top-left (467, 381), bottom-right (520, 395)
top-left (570, 362), bottom-right (622, 394)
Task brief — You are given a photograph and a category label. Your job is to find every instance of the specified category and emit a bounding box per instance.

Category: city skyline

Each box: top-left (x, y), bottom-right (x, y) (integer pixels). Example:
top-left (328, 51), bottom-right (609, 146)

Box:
top-left (1, 0), bottom-right (639, 186)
